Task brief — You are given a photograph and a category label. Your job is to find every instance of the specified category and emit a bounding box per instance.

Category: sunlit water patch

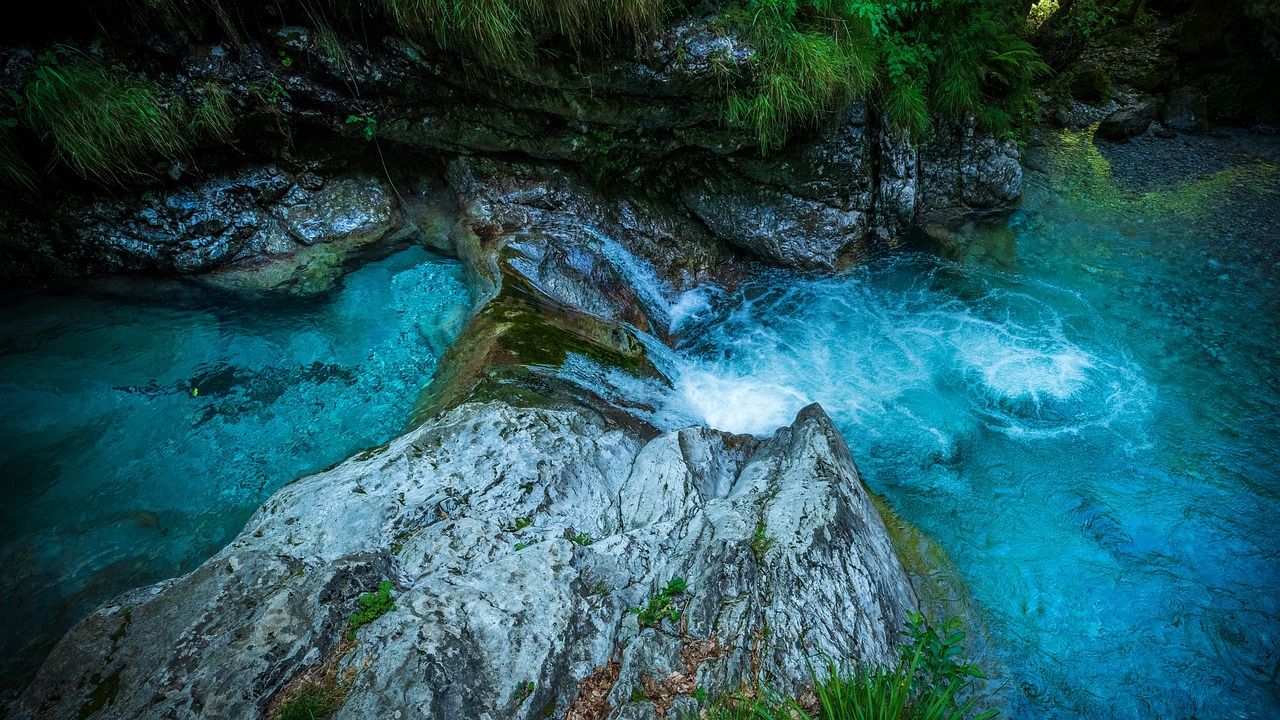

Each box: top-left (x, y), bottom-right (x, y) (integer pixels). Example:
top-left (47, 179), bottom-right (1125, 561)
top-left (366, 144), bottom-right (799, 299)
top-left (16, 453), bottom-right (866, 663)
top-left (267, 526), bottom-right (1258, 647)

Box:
top-left (0, 245), bottom-right (470, 693)
top-left (641, 129), bottom-right (1280, 719)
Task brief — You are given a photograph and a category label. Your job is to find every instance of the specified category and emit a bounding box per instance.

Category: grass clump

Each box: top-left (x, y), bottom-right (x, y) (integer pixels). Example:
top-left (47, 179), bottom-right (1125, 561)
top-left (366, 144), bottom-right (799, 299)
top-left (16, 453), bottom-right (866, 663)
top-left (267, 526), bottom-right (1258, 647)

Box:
top-left (23, 51), bottom-right (191, 182)
top-left (725, 0), bottom-right (1048, 149)
top-left (277, 684), bottom-right (346, 720)
top-left (699, 612), bottom-right (996, 720)
top-left (630, 576), bottom-right (687, 628)
top-left (189, 82), bottom-right (235, 143)
top-left (346, 580), bottom-right (395, 640)
top-left (367, 0), bottom-right (674, 63)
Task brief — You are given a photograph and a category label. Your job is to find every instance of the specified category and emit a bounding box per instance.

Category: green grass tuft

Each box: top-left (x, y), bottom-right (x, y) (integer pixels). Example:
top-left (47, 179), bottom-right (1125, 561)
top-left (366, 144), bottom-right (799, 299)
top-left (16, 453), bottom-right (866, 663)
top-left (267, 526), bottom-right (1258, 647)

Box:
top-left (276, 684), bottom-right (346, 720)
top-left (23, 52), bottom-right (190, 182)
top-left (189, 82), bottom-right (235, 143)
top-left (0, 125), bottom-right (37, 190)
top-left (696, 612), bottom-right (996, 720)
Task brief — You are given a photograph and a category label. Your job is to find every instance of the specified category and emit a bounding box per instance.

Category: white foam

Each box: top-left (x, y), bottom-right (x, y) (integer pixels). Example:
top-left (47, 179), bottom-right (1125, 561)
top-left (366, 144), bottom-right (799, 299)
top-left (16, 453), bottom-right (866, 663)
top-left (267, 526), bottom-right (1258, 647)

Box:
top-left (677, 370), bottom-right (810, 436)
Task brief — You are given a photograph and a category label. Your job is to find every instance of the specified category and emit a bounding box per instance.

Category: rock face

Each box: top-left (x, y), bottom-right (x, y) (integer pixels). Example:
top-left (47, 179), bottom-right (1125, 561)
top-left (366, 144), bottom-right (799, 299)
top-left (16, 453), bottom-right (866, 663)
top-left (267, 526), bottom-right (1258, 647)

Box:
top-left (1164, 86), bottom-right (1210, 132)
top-left (679, 105), bottom-right (1022, 270)
top-left (12, 399), bottom-right (913, 720)
top-left (0, 10), bottom-right (1023, 278)
top-left (0, 165), bottom-right (404, 284)
top-left (11, 145), bottom-right (919, 719)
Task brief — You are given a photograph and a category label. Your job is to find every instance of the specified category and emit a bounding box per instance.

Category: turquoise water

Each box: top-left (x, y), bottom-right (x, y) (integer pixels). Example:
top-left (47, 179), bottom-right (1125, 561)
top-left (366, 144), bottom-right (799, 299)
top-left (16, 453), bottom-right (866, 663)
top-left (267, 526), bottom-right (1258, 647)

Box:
top-left (0, 245), bottom-right (470, 693)
top-left (653, 130), bottom-right (1280, 718)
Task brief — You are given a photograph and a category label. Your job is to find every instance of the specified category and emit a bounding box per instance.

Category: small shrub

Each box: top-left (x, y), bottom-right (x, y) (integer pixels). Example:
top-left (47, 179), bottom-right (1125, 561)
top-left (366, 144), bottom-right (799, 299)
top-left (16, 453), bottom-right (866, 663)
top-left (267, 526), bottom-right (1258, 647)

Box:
top-left (513, 680), bottom-right (535, 703)
top-left (570, 532), bottom-right (594, 546)
top-left (346, 580), bottom-right (395, 640)
top-left (630, 577), bottom-right (687, 628)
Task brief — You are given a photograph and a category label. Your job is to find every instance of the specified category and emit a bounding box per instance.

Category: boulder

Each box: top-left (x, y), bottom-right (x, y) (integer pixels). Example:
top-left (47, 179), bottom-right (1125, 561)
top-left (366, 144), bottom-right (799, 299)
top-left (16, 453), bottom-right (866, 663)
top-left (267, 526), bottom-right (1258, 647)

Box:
top-left (1096, 98), bottom-right (1160, 140)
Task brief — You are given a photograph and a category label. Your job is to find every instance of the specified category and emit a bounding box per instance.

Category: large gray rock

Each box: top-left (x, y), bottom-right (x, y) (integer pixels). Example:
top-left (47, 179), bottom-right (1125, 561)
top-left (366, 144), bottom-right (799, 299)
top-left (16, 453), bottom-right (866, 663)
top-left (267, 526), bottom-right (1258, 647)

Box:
top-left (1096, 98), bottom-right (1159, 140)
top-left (0, 166), bottom-right (404, 282)
top-left (679, 109), bottom-right (1022, 269)
top-left (11, 399), bottom-right (915, 720)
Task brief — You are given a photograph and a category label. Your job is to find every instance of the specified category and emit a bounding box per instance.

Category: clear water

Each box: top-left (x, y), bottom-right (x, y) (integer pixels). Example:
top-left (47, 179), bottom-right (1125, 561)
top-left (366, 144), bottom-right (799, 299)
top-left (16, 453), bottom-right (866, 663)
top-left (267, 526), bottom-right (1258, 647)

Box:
top-left (646, 130), bottom-right (1280, 718)
top-left (0, 244), bottom-right (471, 693)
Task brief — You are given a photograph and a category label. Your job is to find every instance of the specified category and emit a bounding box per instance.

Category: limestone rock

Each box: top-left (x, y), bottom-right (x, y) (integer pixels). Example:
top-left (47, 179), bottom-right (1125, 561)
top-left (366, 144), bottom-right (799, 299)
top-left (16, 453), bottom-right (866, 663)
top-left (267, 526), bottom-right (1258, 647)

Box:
top-left (12, 399), bottom-right (915, 720)
top-left (0, 167), bottom-right (404, 283)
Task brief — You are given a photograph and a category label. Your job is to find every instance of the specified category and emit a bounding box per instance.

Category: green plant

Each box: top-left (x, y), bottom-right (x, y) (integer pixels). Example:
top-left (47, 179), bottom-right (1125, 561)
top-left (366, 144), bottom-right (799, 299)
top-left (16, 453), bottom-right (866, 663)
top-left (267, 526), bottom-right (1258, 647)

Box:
top-left (749, 523), bottom-right (775, 559)
top-left (345, 114), bottom-right (378, 141)
top-left (697, 613), bottom-right (996, 720)
top-left (0, 125), bottom-right (36, 190)
top-left (189, 82), bottom-right (235, 143)
top-left (23, 50), bottom-right (190, 182)
top-left (630, 687), bottom-right (648, 703)
top-left (591, 582), bottom-right (612, 596)
top-left (367, 0), bottom-right (672, 64)
top-left (515, 540), bottom-right (534, 551)
top-left (346, 580), bottom-right (395, 640)
top-left (508, 516), bottom-right (533, 532)
top-left (276, 684), bottom-right (346, 720)
top-left (570, 532), bottom-right (594, 546)
top-left (252, 76), bottom-right (291, 105)
top-left (513, 680), bottom-right (535, 703)
top-left (630, 577), bottom-right (687, 629)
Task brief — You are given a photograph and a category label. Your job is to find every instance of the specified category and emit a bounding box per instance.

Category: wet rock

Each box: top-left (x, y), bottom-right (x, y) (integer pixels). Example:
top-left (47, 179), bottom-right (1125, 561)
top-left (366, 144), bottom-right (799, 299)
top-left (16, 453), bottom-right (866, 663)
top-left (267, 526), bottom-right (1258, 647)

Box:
top-left (1165, 87), bottom-right (1210, 132)
top-left (11, 399), bottom-right (914, 720)
top-left (1097, 98), bottom-right (1160, 140)
top-left (0, 167), bottom-right (404, 285)
top-left (682, 169), bottom-right (871, 270)
top-left (679, 108), bottom-right (1021, 268)
top-left (447, 156), bottom-right (730, 327)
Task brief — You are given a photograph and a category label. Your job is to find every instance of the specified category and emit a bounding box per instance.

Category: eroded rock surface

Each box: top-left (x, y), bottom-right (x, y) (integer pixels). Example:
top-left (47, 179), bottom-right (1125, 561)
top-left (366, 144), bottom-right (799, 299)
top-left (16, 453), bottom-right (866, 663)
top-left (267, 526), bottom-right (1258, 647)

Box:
top-left (13, 150), bottom-right (919, 719)
top-left (0, 166), bottom-right (404, 286)
top-left (13, 399), bottom-right (914, 720)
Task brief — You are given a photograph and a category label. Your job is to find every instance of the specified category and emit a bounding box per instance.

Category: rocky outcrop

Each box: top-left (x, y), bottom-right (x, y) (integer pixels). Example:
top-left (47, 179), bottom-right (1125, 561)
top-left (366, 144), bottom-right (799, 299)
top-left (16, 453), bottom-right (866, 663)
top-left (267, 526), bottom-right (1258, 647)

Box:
top-left (12, 397), bottom-right (914, 720)
top-left (0, 164), bottom-right (406, 287)
top-left (679, 105), bottom-right (1022, 270)
top-left (0, 7), bottom-right (1024, 279)
top-left (11, 149), bottom-right (918, 719)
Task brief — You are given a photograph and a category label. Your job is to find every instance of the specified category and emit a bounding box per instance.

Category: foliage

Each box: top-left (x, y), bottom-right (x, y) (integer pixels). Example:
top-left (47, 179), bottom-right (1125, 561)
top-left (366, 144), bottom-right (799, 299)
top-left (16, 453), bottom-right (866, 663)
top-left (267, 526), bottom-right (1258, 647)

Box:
top-left (630, 577), bottom-right (687, 628)
top-left (749, 523), bottom-right (776, 559)
top-left (23, 51), bottom-right (190, 182)
top-left (346, 580), bottom-right (395, 640)
top-left (697, 613), bottom-right (995, 720)
top-left (190, 82), bottom-right (235, 143)
top-left (0, 125), bottom-right (36, 190)
top-left (366, 0), bottom-right (672, 62)
top-left (722, 0), bottom-right (1046, 148)
top-left (513, 680), bottom-right (536, 702)
top-left (570, 531), bottom-right (594, 546)
top-left (276, 684), bottom-right (346, 720)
